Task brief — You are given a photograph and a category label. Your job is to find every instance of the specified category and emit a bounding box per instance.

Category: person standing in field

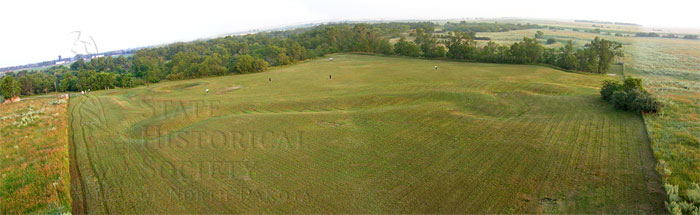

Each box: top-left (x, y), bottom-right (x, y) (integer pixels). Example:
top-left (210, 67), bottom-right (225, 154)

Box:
top-left (435, 66), bottom-right (438, 70)
top-left (329, 75), bottom-right (332, 80)
top-left (206, 89), bottom-right (209, 95)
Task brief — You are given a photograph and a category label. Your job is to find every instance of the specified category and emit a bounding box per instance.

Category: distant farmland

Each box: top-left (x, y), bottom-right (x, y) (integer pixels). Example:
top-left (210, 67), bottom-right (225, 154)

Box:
top-left (68, 54), bottom-right (664, 213)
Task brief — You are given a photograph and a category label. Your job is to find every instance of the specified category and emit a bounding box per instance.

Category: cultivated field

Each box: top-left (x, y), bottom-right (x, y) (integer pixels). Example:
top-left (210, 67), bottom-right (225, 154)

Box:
top-left (0, 95), bottom-right (71, 214)
top-left (68, 54), bottom-right (664, 213)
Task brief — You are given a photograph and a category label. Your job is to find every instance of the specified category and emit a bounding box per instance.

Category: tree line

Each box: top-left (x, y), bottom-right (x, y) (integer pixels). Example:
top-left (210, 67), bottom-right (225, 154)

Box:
top-left (395, 30), bottom-right (623, 74)
top-left (443, 21), bottom-right (541, 32)
top-left (2, 22), bottom-right (625, 100)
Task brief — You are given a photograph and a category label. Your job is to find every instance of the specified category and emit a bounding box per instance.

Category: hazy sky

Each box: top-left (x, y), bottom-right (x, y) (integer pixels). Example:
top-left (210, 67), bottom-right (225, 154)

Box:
top-left (1, 0), bottom-right (698, 68)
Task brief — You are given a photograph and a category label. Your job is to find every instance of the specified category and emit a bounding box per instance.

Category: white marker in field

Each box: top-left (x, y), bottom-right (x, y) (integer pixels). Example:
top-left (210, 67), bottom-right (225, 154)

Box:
top-left (329, 57), bottom-right (333, 61)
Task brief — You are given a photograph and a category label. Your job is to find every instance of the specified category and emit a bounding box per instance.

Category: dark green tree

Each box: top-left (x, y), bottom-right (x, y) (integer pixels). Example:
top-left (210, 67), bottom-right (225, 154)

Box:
top-left (393, 38), bottom-right (421, 57)
top-left (1, 76), bottom-right (21, 101)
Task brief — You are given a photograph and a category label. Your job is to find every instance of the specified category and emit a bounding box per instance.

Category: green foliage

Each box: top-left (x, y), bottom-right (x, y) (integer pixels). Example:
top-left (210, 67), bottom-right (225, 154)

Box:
top-left (509, 37), bottom-right (543, 64)
top-left (665, 183), bottom-right (700, 215)
top-left (546, 38), bottom-right (556, 44)
top-left (415, 28), bottom-right (445, 58)
top-left (1, 76), bottom-right (21, 99)
top-left (600, 80), bottom-right (621, 101)
top-left (445, 31), bottom-right (477, 60)
top-left (586, 37), bottom-right (623, 73)
top-left (6, 24), bottom-right (624, 97)
top-left (393, 38), bottom-right (421, 57)
top-left (683, 35), bottom-right (698, 39)
top-left (234, 54), bottom-right (268, 74)
top-left (637, 32), bottom-right (660, 37)
top-left (443, 21), bottom-right (541, 32)
top-left (535, 31), bottom-right (544, 39)
top-left (555, 41), bottom-right (579, 70)
top-left (601, 77), bottom-right (661, 113)
top-left (622, 76), bottom-right (644, 91)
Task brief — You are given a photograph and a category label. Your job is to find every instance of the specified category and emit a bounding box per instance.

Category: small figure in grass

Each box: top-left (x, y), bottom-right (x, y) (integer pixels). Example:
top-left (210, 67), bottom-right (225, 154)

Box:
top-left (205, 89), bottom-right (209, 95)
top-left (329, 57), bottom-right (333, 61)
top-left (269, 78), bottom-right (271, 82)
top-left (434, 66), bottom-right (438, 71)
top-left (329, 75), bottom-right (332, 80)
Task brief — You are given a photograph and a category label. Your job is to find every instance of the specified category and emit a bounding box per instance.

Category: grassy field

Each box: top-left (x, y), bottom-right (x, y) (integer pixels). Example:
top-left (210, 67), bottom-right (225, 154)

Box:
top-left (0, 95), bottom-right (71, 214)
top-left (478, 26), bottom-right (700, 211)
top-left (66, 54), bottom-right (664, 213)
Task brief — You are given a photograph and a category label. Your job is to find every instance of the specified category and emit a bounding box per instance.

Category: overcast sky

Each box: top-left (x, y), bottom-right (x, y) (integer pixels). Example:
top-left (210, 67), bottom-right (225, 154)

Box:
top-left (1, 0), bottom-right (698, 68)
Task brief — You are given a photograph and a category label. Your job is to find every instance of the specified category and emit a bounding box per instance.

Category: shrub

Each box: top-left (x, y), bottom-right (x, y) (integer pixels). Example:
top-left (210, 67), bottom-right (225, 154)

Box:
top-left (622, 76), bottom-right (644, 91)
top-left (633, 91), bottom-right (662, 113)
top-left (610, 90), bottom-right (633, 110)
top-left (546, 38), bottom-right (556, 44)
top-left (600, 77), bottom-right (661, 113)
top-left (600, 80), bottom-right (621, 101)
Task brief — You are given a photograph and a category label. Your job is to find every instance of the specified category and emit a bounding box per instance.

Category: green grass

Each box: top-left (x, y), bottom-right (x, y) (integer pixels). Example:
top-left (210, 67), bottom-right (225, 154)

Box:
top-left (476, 25), bottom-right (700, 212)
top-left (67, 54), bottom-right (664, 213)
top-left (0, 95), bottom-right (71, 214)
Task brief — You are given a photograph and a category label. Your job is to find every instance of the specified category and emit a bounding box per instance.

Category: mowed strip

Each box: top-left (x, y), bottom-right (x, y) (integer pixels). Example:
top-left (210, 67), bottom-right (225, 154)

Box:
top-left (68, 54), bottom-right (665, 213)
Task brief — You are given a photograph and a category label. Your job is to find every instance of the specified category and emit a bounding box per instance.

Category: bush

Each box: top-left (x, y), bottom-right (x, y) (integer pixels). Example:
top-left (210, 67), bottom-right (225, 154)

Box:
top-left (394, 38), bottom-right (421, 57)
top-left (546, 38), bottom-right (556, 44)
top-left (600, 80), bottom-right (621, 101)
top-left (633, 91), bottom-right (662, 113)
top-left (600, 77), bottom-right (661, 113)
top-left (610, 90), bottom-right (633, 110)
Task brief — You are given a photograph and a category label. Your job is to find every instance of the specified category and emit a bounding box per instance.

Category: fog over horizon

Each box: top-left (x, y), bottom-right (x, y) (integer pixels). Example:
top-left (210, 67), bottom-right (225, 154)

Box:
top-left (1, 0), bottom-right (698, 68)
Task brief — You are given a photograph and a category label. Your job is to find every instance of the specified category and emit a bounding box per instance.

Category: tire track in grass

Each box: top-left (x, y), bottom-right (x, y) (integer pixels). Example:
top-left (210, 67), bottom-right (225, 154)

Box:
top-left (87, 94), bottom-right (129, 212)
top-left (532, 112), bottom-right (574, 202)
top-left (446, 115), bottom-right (527, 212)
top-left (540, 111), bottom-right (580, 210)
top-left (486, 112), bottom-right (548, 212)
top-left (629, 118), bottom-right (660, 213)
top-left (68, 95), bottom-right (87, 214)
top-left (619, 118), bottom-right (639, 212)
top-left (465, 118), bottom-right (532, 213)
top-left (481, 115), bottom-right (538, 213)
top-left (467, 113), bottom-right (535, 212)
top-left (636, 115), bottom-right (665, 213)
top-left (75, 96), bottom-right (111, 214)
top-left (530, 112), bottom-right (574, 210)
top-left (398, 112), bottom-right (494, 211)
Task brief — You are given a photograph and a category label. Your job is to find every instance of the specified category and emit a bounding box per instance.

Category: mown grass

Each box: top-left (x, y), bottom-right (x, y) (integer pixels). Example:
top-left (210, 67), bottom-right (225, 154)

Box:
top-left (0, 95), bottom-right (71, 214)
top-left (479, 25), bottom-right (700, 212)
top-left (67, 54), bottom-right (664, 213)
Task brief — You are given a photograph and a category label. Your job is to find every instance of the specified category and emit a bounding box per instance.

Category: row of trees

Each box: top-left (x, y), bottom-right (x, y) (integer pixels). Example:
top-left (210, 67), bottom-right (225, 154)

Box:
top-left (2, 24), bottom-right (399, 96)
top-left (394, 30), bottom-right (623, 74)
top-left (1, 23), bottom-right (625, 100)
top-left (636, 32), bottom-right (698, 39)
top-left (443, 21), bottom-right (541, 32)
